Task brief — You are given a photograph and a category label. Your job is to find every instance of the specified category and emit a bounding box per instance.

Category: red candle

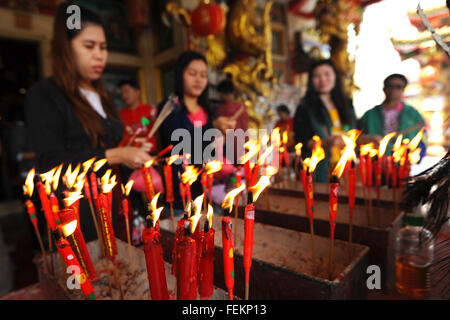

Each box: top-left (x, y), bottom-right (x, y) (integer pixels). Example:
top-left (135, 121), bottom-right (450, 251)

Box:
top-left (221, 212), bottom-right (234, 300)
top-left (164, 165), bottom-right (174, 204)
top-left (179, 181), bottom-right (186, 207)
top-left (142, 220), bottom-right (169, 300)
top-left (198, 225), bottom-right (214, 300)
top-left (329, 176), bottom-right (339, 247)
top-left (172, 213), bottom-right (188, 277)
top-left (25, 198), bottom-right (38, 231)
top-left (59, 207), bottom-right (96, 280)
top-left (142, 164), bottom-right (155, 201)
top-left (243, 199), bottom-right (255, 289)
top-left (250, 163), bottom-right (260, 189)
top-left (176, 227), bottom-right (198, 300)
top-left (305, 170), bottom-right (314, 225)
top-left (55, 233), bottom-right (96, 300)
top-left (96, 193), bottom-right (117, 259)
top-left (36, 180), bottom-right (56, 231)
top-left (89, 172), bottom-right (99, 200)
top-left (358, 153), bottom-right (366, 187)
top-left (374, 155), bottom-right (381, 200)
top-left (366, 154), bottom-right (373, 190)
top-left (348, 161), bottom-right (356, 218)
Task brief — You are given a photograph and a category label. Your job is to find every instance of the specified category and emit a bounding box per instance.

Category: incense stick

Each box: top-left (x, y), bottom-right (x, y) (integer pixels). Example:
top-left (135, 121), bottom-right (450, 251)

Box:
top-left (147, 98), bottom-right (175, 139)
top-left (125, 217), bottom-right (134, 273)
top-left (88, 198), bottom-right (104, 254)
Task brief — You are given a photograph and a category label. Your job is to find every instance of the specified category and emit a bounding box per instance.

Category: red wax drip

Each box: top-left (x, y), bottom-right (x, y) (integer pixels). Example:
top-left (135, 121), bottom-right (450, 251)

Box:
top-left (142, 227), bottom-right (169, 300)
top-left (198, 229), bottom-right (215, 300)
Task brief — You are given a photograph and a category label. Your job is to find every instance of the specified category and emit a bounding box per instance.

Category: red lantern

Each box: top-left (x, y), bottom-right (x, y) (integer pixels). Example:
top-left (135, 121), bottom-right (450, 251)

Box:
top-left (190, 2), bottom-right (224, 37)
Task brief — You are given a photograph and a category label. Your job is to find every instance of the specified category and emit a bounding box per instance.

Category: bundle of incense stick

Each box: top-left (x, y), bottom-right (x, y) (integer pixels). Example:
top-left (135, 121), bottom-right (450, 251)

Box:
top-left (147, 96), bottom-right (176, 139)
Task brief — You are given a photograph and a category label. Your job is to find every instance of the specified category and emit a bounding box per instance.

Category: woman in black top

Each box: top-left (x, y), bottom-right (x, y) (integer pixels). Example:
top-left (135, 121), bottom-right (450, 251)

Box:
top-left (293, 59), bottom-right (357, 182)
top-left (25, 2), bottom-right (151, 240)
top-left (158, 51), bottom-right (236, 211)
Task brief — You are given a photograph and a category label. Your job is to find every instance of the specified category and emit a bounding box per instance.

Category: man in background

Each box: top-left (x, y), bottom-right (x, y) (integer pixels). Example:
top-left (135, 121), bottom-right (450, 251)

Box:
top-left (358, 73), bottom-right (426, 159)
top-left (119, 80), bottom-right (157, 153)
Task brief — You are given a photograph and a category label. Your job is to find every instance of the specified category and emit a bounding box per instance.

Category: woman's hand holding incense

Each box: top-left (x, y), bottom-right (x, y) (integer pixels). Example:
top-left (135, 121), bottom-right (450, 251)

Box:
top-left (213, 116), bottom-right (237, 134)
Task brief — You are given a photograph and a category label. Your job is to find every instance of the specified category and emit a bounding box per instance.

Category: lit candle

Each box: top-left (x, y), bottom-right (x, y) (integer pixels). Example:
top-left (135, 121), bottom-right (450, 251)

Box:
top-left (142, 193), bottom-right (169, 300)
top-left (198, 204), bottom-right (215, 300)
top-left (221, 184), bottom-right (246, 300)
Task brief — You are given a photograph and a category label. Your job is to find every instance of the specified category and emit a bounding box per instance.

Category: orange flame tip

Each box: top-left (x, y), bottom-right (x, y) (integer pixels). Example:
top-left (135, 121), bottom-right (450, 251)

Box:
top-left (100, 169), bottom-right (117, 193)
top-left (408, 127), bottom-right (424, 151)
top-left (124, 180), bottom-right (134, 197)
top-left (61, 220), bottom-right (78, 237)
top-left (82, 157), bottom-right (96, 172)
top-left (24, 168), bottom-right (35, 197)
top-left (167, 155), bottom-right (180, 166)
top-left (250, 175), bottom-right (271, 202)
top-left (295, 143), bottom-right (303, 156)
top-left (282, 131), bottom-right (288, 145)
top-left (181, 166), bottom-right (200, 185)
top-left (190, 194), bottom-right (204, 233)
top-left (205, 161), bottom-right (223, 175)
top-left (222, 184), bottom-right (246, 212)
top-left (150, 193), bottom-right (163, 227)
top-left (52, 164), bottom-right (63, 191)
top-left (207, 204), bottom-right (214, 229)
top-left (144, 159), bottom-right (154, 168)
top-left (378, 132), bottom-right (397, 158)
top-left (64, 164), bottom-right (81, 189)
top-left (93, 159), bottom-right (107, 172)
top-left (258, 145), bottom-right (273, 165)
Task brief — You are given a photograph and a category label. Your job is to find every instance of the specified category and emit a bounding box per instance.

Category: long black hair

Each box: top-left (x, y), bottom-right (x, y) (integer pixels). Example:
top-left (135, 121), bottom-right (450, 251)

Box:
top-left (303, 59), bottom-right (352, 127)
top-left (173, 50), bottom-right (212, 117)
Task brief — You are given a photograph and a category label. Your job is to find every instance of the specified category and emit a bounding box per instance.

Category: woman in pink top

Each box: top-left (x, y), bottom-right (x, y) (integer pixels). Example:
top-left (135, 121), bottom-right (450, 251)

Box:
top-left (157, 51), bottom-right (236, 211)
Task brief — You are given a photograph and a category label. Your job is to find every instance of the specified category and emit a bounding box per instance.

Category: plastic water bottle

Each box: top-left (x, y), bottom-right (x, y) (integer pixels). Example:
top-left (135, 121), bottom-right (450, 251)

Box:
top-left (395, 213), bottom-right (434, 298)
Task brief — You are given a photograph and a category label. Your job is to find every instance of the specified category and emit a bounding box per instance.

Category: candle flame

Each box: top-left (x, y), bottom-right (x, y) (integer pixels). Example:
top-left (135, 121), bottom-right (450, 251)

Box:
top-left (282, 131), bottom-right (288, 145)
top-left (332, 135), bottom-right (356, 178)
top-left (271, 127), bottom-right (281, 146)
top-left (64, 164), bottom-right (81, 189)
top-left (304, 136), bottom-right (325, 172)
top-left (51, 164), bottom-right (63, 191)
top-left (360, 143), bottom-right (373, 156)
top-left (264, 165), bottom-right (278, 176)
top-left (190, 194), bottom-right (204, 233)
top-left (181, 166), bottom-right (200, 186)
top-left (82, 157), bottom-right (96, 173)
top-left (408, 127), bottom-right (424, 151)
top-left (167, 155), bottom-right (180, 166)
top-left (122, 180), bottom-right (134, 197)
top-left (24, 168), bottom-right (35, 197)
top-left (393, 134), bottom-right (403, 151)
top-left (61, 220), bottom-right (78, 238)
top-left (205, 160), bottom-right (223, 174)
top-left (40, 168), bottom-right (56, 195)
top-left (250, 175), bottom-right (271, 202)
top-left (241, 140), bottom-right (259, 164)
top-left (64, 175), bottom-right (84, 207)
top-left (346, 129), bottom-right (361, 141)
top-left (207, 204), bottom-right (214, 229)
top-left (150, 193), bottom-right (164, 227)
top-left (378, 132), bottom-right (397, 158)
top-left (144, 159), bottom-right (154, 168)
top-left (409, 148), bottom-right (421, 165)
top-left (258, 145), bottom-right (274, 165)
top-left (261, 134), bottom-right (269, 146)
top-left (295, 143), bottom-right (303, 156)
top-left (100, 169), bottom-right (117, 193)
top-left (93, 159), bottom-right (107, 172)
top-left (222, 184), bottom-right (246, 212)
